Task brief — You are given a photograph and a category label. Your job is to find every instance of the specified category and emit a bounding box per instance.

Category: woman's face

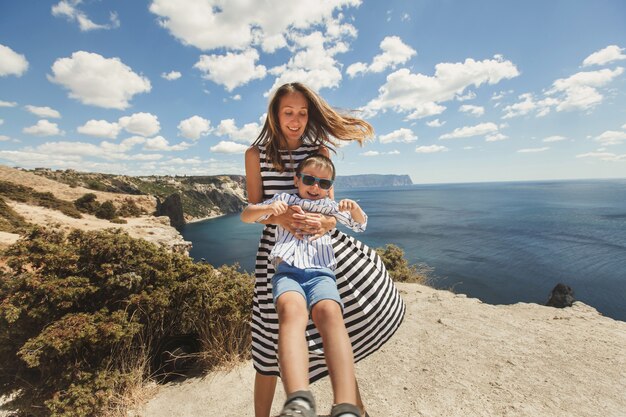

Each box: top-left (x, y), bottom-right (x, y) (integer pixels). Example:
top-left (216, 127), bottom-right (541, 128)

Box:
top-left (277, 91), bottom-right (308, 146)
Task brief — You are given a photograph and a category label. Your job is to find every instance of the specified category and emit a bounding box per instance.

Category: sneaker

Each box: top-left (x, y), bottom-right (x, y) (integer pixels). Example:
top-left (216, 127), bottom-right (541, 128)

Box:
top-left (279, 390), bottom-right (316, 417)
top-left (330, 403), bottom-right (361, 417)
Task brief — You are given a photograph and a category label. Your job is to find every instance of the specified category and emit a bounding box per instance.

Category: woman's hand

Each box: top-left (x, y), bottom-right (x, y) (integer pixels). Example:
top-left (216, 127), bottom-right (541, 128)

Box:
top-left (291, 207), bottom-right (337, 241)
top-left (267, 206), bottom-right (336, 240)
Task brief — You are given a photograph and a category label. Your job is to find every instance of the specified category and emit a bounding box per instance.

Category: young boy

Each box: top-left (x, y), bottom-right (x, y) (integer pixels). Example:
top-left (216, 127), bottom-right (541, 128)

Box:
top-left (241, 154), bottom-right (366, 417)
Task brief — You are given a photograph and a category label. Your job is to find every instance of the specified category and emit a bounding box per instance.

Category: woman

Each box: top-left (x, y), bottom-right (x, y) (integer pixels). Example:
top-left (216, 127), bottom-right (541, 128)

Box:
top-left (245, 82), bottom-right (405, 417)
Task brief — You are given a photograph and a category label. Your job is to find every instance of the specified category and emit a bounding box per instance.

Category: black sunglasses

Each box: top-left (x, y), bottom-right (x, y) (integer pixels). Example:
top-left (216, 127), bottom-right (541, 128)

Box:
top-left (298, 173), bottom-right (334, 190)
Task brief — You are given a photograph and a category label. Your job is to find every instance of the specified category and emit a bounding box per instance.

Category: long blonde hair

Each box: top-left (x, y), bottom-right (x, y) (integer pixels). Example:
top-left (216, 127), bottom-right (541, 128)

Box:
top-left (253, 82), bottom-right (374, 172)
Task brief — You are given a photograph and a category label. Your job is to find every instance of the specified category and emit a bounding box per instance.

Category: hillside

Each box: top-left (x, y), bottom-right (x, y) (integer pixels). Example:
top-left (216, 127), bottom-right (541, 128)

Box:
top-left (0, 165), bottom-right (189, 252)
top-left (27, 168), bottom-right (248, 223)
top-left (137, 283), bottom-right (626, 417)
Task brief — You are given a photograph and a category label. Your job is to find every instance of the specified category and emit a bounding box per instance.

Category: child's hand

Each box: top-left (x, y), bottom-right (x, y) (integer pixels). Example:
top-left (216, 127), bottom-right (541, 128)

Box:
top-left (338, 199), bottom-right (359, 213)
top-left (268, 200), bottom-right (289, 216)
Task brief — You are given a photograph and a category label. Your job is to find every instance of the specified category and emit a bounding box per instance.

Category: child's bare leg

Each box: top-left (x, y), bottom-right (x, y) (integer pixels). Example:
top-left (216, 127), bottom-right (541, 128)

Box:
top-left (311, 299), bottom-right (357, 405)
top-left (276, 291), bottom-right (310, 394)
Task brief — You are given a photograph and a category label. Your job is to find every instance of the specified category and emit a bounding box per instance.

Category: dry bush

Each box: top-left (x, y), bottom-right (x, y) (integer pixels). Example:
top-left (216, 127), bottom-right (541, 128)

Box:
top-left (0, 228), bottom-right (253, 417)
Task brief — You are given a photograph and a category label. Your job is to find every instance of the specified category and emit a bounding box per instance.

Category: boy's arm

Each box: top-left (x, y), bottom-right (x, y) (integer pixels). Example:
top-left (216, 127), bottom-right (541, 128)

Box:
top-left (333, 199), bottom-right (368, 232)
top-left (240, 195), bottom-right (288, 223)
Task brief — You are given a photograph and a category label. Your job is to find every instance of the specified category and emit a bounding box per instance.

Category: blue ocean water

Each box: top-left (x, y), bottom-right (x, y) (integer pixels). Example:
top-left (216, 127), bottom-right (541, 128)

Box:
top-left (179, 179), bottom-right (626, 322)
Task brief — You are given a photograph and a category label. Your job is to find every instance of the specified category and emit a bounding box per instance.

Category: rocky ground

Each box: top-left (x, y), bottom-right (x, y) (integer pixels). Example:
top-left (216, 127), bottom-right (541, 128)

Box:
top-left (136, 283), bottom-right (626, 417)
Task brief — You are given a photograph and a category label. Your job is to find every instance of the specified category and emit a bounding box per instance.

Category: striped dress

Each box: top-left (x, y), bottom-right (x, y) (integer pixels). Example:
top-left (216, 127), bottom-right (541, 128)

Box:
top-left (251, 143), bottom-right (405, 383)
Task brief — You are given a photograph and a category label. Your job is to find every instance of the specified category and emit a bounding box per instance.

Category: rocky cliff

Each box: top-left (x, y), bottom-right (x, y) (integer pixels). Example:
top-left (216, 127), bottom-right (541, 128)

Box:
top-left (27, 169), bottom-right (248, 224)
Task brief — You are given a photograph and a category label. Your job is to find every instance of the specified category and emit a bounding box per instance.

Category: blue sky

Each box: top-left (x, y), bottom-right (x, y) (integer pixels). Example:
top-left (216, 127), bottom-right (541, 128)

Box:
top-left (1, 0), bottom-right (625, 184)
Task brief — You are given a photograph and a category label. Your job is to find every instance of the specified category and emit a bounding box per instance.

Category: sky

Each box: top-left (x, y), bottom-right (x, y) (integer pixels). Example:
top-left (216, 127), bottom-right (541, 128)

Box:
top-left (0, 0), bottom-right (625, 184)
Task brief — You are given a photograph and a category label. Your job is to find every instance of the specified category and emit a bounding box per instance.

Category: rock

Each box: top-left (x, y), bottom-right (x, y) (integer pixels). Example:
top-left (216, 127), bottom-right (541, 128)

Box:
top-left (546, 283), bottom-right (575, 308)
top-left (156, 193), bottom-right (186, 227)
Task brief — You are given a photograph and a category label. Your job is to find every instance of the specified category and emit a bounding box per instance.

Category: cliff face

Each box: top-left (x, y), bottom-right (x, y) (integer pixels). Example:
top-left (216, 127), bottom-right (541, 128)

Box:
top-left (334, 174), bottom-right (413, 189)
top-left (27, 168), bottom-right (248, 224)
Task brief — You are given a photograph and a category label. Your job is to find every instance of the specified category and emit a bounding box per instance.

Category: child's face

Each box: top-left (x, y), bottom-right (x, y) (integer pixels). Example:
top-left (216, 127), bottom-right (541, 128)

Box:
top-left (294, 164), bottom-right (333, 200)
top-left (278, 91), bottom-right (308, 146)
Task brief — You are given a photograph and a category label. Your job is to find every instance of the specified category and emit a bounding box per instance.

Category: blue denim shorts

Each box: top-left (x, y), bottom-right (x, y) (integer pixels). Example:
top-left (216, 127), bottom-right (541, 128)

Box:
top-left (272, 262), bottom-right (342, 311)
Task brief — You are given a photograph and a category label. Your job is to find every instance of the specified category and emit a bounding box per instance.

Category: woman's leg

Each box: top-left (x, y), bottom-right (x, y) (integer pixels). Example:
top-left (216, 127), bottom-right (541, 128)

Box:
top-left (254, 373), bottom-right (277, 417)
top-left (311, 299), bottom-right (357, 406)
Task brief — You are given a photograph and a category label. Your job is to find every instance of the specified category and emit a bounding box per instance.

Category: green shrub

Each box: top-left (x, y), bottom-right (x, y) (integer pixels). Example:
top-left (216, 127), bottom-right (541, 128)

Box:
top-left (74, 193), bottom-right (100, 214)
top-left (376, 244), bottom-right (432, 284)
top-left (0, 228), bottom-right (253, 416)
top-left (117, 198), bottom-right (143, 217)
top-left (0, 197), bottom-right (30, 233)
top-left (95, 201), bottom-right (117, 220)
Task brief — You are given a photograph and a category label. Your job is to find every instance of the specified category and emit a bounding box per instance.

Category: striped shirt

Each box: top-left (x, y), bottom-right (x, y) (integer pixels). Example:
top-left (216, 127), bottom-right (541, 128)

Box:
top-left (255, 192), bottom-right (367, 270)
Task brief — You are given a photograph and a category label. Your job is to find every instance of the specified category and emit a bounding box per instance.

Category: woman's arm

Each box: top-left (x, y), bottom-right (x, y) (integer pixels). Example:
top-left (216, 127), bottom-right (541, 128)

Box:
top-left (244, 146), bottom-right (302, 234)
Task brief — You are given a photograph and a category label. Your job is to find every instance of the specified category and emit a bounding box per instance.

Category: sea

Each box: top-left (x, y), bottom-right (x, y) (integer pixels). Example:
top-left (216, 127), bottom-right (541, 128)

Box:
top-left (179, 179), bottom-right (626, 322)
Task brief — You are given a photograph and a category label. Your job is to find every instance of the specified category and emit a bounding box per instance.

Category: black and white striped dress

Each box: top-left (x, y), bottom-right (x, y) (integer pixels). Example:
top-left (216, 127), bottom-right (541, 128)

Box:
top-left (251, 143), bottom-right (405, 383)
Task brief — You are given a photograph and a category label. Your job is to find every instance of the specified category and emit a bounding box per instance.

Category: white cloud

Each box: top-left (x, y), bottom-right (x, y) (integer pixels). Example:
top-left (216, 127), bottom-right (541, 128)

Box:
top-left (547, 67), bottom-right (624, 112)
top-left (48, 51), bottom-right (151, 110)
top-left (456, 91), bottom-right (476, 101)
top-left (0, 149), bottom-right (83, 166)
top-left (378, 128), bottom-right (417, 144)
top-left (232, 94), bottom-right (242, 101)
top-left (0, 100), bottom-right (18, 107)
top-left (178, 115), bottom-right (212, 140)
top-left (505, 67), bottom-right (624, 118)
top-left (363, 55), bottom-right (519, 120)
top-left (22, 120), bottom-right (64, 136)
top-left (194, 49), bottom-right (267, 91)
top-left (210, 140), bottom-right (248, 154)
top-left (118, 113), bottom-right (161, 137)
top-left (34, 139), bottom-right (158, 161)
top-left (582, 45), bottom-right (626, 67)
top-left (502, 93), bottom-right (536, 119)
top-left (415, 145), bottom-right (448, 153)
top-left (266, 30), bottom-right (349, 94)
top-left (0, 135), bottom-right (10, 142)
top-left (491, 90), bottom-right (511, 101)
top-left (517, 147), bottom-right (549, 153)
top-left (24, 105), bottom-right (61, 119)
top-left (161, 71), bottom-right (181, 80)
top-left (0, 44), bottom-right (28, 77)
top-left (594, 130), bottom-right (626, 146)
top-left (77, 119), bottom-right (121, 139)
top-left (543, 135), bottom-right (567, 143)
top-left (0, 119), bottom-right (3, 125)
top-left (149, 0), bottom-right (361, 51)
top-left (215, 119), bottom-right (261, 144)
top-left (440, 122), bottom-right (499, 140)
top-left (576, 151), bottom-right (626, 161)
top-left (485, 133), bottom-right (508, 142)
top-left (459, 104), bottom-right (484, 117)
top-left (52, 0), bottom-right (120, 31)
top-left (347, 36), bottom-right (416, 77)
top-left (426, 119), bottom-right (445, 127)
top-left (361, 150), bottom-right (380, 156)
top-left (143, 136), bottom-right (192, 151)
